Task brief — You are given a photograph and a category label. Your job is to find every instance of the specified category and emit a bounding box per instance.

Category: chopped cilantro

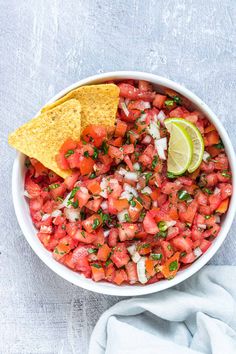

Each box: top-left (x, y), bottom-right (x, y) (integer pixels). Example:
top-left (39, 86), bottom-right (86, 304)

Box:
top-left (89, 172), bottom-right (96, 179)
top-left (203, 188), bottom-right (213, 195)
top-left (167, 171), bottom-right (176, 179)
top-left (124, 213), bottom-right (131, 222)
top-left (91, 263), bottom-right (102, 269)
top-left (151, 253), bottom-right (163, 260)
top-left (101, 141), bottom-right (109, 155)
top-left (88, 248), bottom-right (97, 254)
top-left (180, 252), bottom-right (187, 257)
top-left (205, 215), bottom-right (211, 219)
top-left (129, 199), bottom-right (136, 207)
top-left (214, 140), bottom-right (224, 149)
top-left (151, 156), bottom-right (158, 169)
top-left (83, 151), bottom-right (89, 157)
top-left (169, 260), bottom-right (178, 271)
top-left (24, 159), bottom-right (31, 168)
top-left (165, 99), bottom-right (174, 107)
top-left (158, 221), bottom-right (167, 231)
top-left (69, 186), bottom-right (80, 200)
top-left (92, 218), bottom-right (100, 230)
top-left (221, 171), bottom-right (231, 178)
top-left (173, 95), bottom-right (181, 104)
top-left (67, 200), bottom-right (79, 208)
top-left (105, 260), bottom-right (112, 267)
top-left (65, 149), bottom-right (74, 158)
top-left (92, 147), bottom-right (99, 159)
top-left (144, 172), bottom-right (153, 185)
top-left (177, 190), bottom-right (191, 201)
top-left (49, 183), bottom-right (60, 189)
top-left (56, 196), bottom-right (64, 202)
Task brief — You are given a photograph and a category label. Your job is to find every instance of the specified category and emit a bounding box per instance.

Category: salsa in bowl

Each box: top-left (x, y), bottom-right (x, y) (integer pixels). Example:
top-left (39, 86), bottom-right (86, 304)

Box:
top-left (11, 72), bottom-right (236, 296)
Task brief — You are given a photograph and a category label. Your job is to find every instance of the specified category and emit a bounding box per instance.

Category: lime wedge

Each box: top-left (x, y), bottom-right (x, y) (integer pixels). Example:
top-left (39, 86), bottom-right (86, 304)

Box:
top-left (165, 118), bottom-right (204, 173)
top-left (165, 122), bottom-right (193, 175)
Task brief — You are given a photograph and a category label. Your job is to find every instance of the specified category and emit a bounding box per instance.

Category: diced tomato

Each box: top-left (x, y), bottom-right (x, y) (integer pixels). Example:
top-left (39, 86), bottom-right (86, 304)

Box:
top-left (82, 214), bottom-right (102, 233)
top-left (118, 223), bottom-right (138, 241)
top-left (87, 179), bottom-right (101, 195)
top-left (66, 222), bottom-right (79, 238)
top-left (216, 198), bottom-right (229, 214)
top-left (108, 145), bottom-right (124, 159)
top-left (91, 264), bottom-right (105, 281)
top-left (143, 212), bottom-right (158, 234)
top-left (29, 197), bottom-right (43, 212)
top-left (128, 199), bottom-right (143, 222)
top-left (86, 198), bottom-right (102, 212)
top-left (56, 152), bottom-right (69, 170)
top-left (73, 230), bottom-right (96, 244)
top-left (153, 94), bottom-right (167, 109)
top-left (113, 269), bottom-right (128, 285)
top-left (138, 80), bottom-right (153, 92)
top-left (145, 259), bottom-right (156, 277)
top-left (49, 182), bottom-right (66, 199)
top-left (75, 186), bottom-right (90, 208)
top-left (171, 236), bottom-right (193, 253)
top-left (97, 244), bottom-right (111, 261)
top-left (208, 193), bottom-right (222, 212)
top-left (205, 130), bottom-right (220, 146)
top-left (166, 226), bottom-right (179, 240)
top-left (108, 228), bottom-right (119, 247)
top-left (160, 252), bottom-right (180, 278)
top-left (79, 157), bottom-right (95, 176)
top-left (219, 183), bottom-right (232, 200)
top-left (109, 136), bottom-right (123, 147)
top-left (115, 119), bottom-right (128, 137)
top-left (118, 83), bottom-right (155, 101)
top-left (125, 262), bottom-right (138, 284)
top-left (59, 139), bottom-right (77, 154)
top-left (111, 243), bottom-right (130, 268)
top-left (180, 252), bottom-right (196, 264)
top-left (161, 240), bottom-right (174, 259)
top-left (64, 172), bottom-right (80, 190)
top-left (82, 125), bottom-right (107, 147)
top-left (25, 178), bottom-right (42, 198)
top-left (113, 198), bottom-right (129, 212)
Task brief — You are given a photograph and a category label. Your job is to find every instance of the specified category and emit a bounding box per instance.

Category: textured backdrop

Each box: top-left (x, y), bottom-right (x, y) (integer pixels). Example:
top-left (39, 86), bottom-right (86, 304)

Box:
top-left (1, 0), bottom-right (235, 353)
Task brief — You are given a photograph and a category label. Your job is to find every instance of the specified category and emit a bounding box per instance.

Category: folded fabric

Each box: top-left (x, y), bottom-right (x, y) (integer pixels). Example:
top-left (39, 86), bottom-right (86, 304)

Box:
top-left (89, 266), bottom-right (236, 354)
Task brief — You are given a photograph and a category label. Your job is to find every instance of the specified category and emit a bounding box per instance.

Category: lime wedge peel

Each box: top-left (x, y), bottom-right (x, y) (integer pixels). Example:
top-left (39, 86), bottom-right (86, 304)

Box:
top-left (165, 118), bottom-right (204, 173)
top-left (166, 122), bottom-right (193, 175)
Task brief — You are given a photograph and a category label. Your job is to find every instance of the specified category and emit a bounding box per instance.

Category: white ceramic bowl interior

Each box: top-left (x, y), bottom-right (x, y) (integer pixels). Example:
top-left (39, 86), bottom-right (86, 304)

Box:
top-left (12, 71), bottom-right (236, 296)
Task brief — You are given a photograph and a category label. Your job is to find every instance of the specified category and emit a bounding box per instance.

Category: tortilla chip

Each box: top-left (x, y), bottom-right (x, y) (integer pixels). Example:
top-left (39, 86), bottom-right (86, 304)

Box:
top-left (8, 99), bottom-right (81, 178)
top-left (41, 84), bottom-right (119, 132)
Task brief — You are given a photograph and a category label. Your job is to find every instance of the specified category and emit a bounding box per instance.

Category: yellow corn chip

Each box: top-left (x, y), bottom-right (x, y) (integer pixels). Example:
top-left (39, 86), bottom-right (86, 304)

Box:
top-left (8, 99), bottom-right (81, 178)
top-left (42, 84), bottom-right (119, 132)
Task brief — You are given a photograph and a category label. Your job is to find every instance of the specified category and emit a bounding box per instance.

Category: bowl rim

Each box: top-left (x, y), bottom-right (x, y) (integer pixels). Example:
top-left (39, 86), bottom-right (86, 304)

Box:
top-left (12, 71), bottom-right (236, 296)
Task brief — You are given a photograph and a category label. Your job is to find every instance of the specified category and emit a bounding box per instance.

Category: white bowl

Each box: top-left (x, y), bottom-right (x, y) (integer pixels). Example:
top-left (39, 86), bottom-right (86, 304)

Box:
top-left (12, 71), bottom-right (236, 296)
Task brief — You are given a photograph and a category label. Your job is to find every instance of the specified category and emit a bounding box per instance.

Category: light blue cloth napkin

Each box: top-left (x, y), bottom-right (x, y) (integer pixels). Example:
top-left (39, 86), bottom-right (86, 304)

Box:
top-left (89, 266), bottom-right (236, 354)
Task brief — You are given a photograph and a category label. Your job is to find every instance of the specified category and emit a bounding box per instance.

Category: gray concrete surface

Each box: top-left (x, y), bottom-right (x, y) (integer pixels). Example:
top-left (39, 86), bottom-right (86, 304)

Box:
top-left (0, 0), bottom-right (235, 353)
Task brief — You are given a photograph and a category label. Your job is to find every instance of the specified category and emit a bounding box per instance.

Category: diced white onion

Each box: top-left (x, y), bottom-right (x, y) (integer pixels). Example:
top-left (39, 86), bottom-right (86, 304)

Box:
top-left (120, 191), bottom-right (133, 201)
top-left (165, 220), bottom-right (177, 228)
top-left (141, 101), bottom-right (151, 109)
top-left (142, 135), bottom-right (152, 144)
top-left (203, 151), bottom-right (211, 162)
top-left (117, 209), bottom-right (129, 223)
top-left (40, 225), bottom-right (52, 234)
top-left (137, 257), bottom-right (148, 284)
top-left (100, 177), bottom-right (108, 198)
top-left (147, 121), bottom-right (160, 140)
top-left (153, 201), bottom-right (158, 207)
top-left (124, 184), bottom-right (138, 197)
top-left (133, 162), bottom-right (141, 171)
top-left (215, 215), bottom-right (221, 223)
top-left (132, 252), bottom-right (141, 263)
top-left (124, 171), bottom-right (138, 181)
top-left (51, 209), bottom-right (62, 218)
top-left (186, 198), bottom-right (193, 204)
top-left (23, 190), bottom-right (31, 198)
top-left (41, 213), bottom-right (50, 221)
top-left (58, 193), bottom-right (71, 209)
top-left (124, 98), bottom-right (130, 106)
top-left (154, 138), bottom-right (167, 160)
top-left (121, 102), bottom-right (129, 117)
top-left (118, 167), bottom-right (127, 176)
top-left (100, 201), bottom-right (108, 210)
top-left (103, 230), bottom-right (110, 237)
top-left (141, 186), bottom-right (152, 194)
top-left (157, 110), bottom-right (166, 125)
top-left (214, 187), bottom-right (220, 195)
top-left (193, 247), bottom-right (203, 258)
top-left (138, 113), bottom-right (147, 122)
top-left (64, 208), bottom-right (80, 222)
top-left (197, 223), bottom-right (207, 230)
top-left (127, 244), bottom-right (136, 256)
top-left (136, 183), bottom-right (141, 190)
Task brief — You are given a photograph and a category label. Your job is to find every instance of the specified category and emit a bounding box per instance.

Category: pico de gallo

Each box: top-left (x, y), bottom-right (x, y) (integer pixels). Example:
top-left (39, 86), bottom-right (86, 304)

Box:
top-left (25, 79), bottom-right (232, 285)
